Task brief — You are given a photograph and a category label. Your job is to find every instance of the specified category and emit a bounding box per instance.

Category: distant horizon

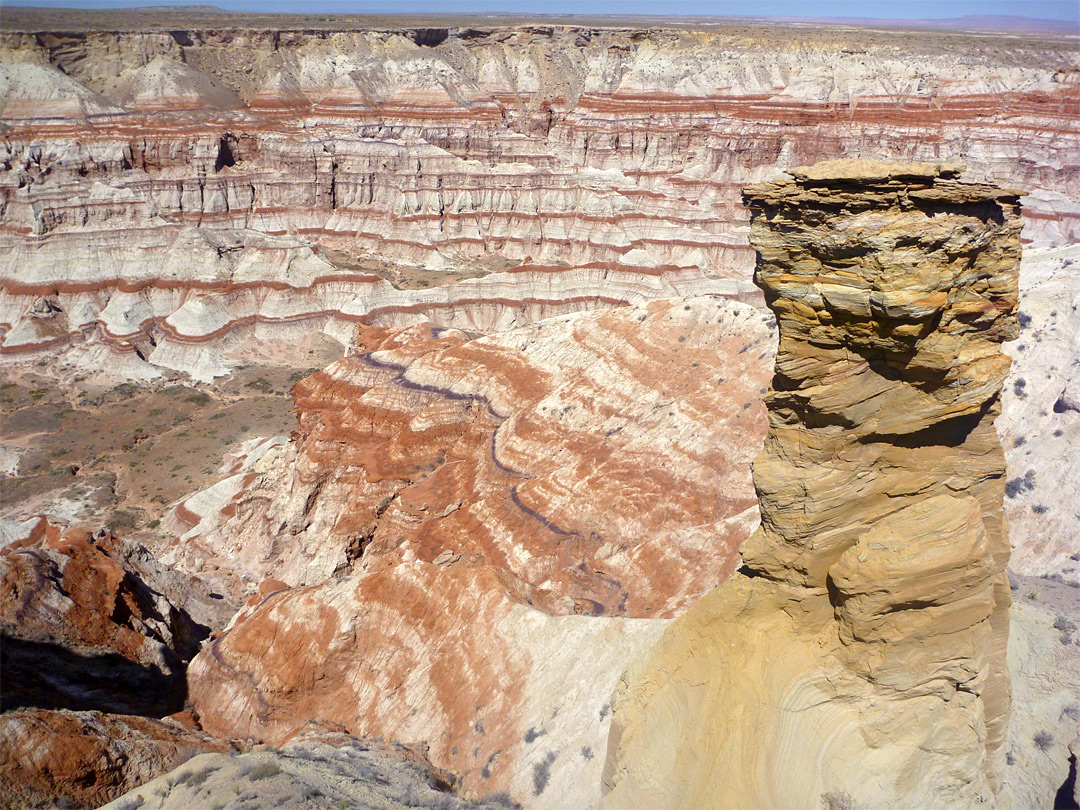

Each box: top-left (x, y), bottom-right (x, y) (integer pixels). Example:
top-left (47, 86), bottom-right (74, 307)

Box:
top-left (5, 0), bottom-right (1079, 24)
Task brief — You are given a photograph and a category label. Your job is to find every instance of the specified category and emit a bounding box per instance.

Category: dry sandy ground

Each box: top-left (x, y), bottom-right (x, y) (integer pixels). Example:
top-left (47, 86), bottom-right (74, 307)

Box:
top-left (1002, 573), bottom-right (1080, 808)
top-left (0, 345), bottom-right (339, 544)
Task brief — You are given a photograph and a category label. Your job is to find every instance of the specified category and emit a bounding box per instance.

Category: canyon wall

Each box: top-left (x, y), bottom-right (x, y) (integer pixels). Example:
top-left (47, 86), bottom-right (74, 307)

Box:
top-left (180, 295), bottom-right (772, 808)
top-left (2, 16), bottom-right (1078, 808)
top-left (3, 16), bottom-right (1076, 574)
top-left (602, 160), bottom-right (1022, 809)
top-left (1, 21), bottom-right (1076, 381)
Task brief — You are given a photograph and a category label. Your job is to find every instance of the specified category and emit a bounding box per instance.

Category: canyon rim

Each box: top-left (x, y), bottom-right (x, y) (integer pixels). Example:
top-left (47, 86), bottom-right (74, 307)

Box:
top-left (1, 7), bottom-right (1079, 810)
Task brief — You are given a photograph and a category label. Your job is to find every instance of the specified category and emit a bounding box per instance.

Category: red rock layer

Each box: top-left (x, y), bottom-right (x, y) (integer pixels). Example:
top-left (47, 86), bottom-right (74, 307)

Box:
top-left (171, 298), bottom-right (772, 614)
top-left (1, 25), bottom-right (1076, 368)
top-left (183, 297), bottom-right (771, 803)
top-left (0, 709), bottom-right (235, 810)
top-left (0, 518), bottom-right (231, 716)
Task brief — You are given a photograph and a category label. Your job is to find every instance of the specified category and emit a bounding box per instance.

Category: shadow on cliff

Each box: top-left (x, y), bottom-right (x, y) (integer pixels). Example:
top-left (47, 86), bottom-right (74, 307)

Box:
top-left (0, 635), bottom-right (187, 717)
top-left (1055, 749), bottom-right (1079, 810)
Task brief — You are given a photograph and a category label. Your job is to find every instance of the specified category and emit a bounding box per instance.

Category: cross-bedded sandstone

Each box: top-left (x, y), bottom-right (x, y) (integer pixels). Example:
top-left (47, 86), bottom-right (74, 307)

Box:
top-left (602, 160), bottom-right (1022, 809)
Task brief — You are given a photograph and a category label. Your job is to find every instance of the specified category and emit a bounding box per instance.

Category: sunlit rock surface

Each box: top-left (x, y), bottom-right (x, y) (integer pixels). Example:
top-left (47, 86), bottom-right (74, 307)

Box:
top-left (179, 296), bottom-right (771, 807)
top-left (0, 15), bottom-right (1077, 809)
top-left (0, 709), bottom-right (235, 810)
top-left (1, 22), bottom-right (1076, 378)
top-left (0, 517), bottom-right (234, 716)
top-left (602, 161), bottom-right (1023, 809)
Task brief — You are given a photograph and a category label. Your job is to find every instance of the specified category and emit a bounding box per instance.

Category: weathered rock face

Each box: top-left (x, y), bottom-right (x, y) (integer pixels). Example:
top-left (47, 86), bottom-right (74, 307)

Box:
top-left (0, 518), bottom-right (234, 716)
top-left (181, 296), bottom-right (771, 807)
top-left (100, 730), bottom-right (516, 810)
top-left (602, 161), bottom-right (1022, 809)
top-left (0, 709), bottom-right (235, 810)
top-left (167, 297), bottom-right (772, 610)
top-left (1, 19), bottom-right (1076, 380)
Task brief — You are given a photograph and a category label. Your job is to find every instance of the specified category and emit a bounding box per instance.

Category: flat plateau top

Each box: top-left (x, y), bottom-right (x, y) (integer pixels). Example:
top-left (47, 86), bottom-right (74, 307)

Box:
top-left (0, 6), bottom-right (1076, 48)
top-left (743, 160), bottom-right (1025, 201)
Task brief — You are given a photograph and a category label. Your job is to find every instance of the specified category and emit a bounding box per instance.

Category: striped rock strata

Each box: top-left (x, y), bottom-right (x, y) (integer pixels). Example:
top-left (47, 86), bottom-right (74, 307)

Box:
top-left (1, 20), bottom-right (1076, 377)
top-left (182, 296), bottom-right (772, 808)
top-left (0, 223), bottom-right (747, 382)
top-left (602, 161), bottom-right (1022, 809)
top-left (0, 709), bottom-right (235, 810)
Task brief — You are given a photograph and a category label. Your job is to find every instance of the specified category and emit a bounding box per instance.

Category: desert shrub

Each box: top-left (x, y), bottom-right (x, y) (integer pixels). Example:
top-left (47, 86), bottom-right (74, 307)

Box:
top-left (1017, 311), bottom-right (1032, 328)
top-left (1053, 616), bottom-right (1076, 633)
top-left (289, 368), bottom-right (320, 384)
top-left (185, 392), bottom-right (211, 405)
top-left (523, 727), bottom-right (546, 744)
top-left (246, 377), bottom-right (273, 393)
top-left (531, 751), bottom-right (556, 797)
top-left (107, 509), bottom-right (139, 532)
top-left (1053, 615), bottom-right (1076, 643)
top-left (1005, 470), bottom-right (1036, 498)
top-left (821, 792), bottom-right (860, 810)
top-left (176, 766), bottom-right (214, 788)
top-left (485, 793), bottom-right (521, 810)
top-left (430, 794), bottom-right (460, 810)
top-left (1033, 730), bottom-right (1053, 751)
top-left (247, 761), bottom-right (281, 781)
top-left (580, 745), bottom-right (593, 760)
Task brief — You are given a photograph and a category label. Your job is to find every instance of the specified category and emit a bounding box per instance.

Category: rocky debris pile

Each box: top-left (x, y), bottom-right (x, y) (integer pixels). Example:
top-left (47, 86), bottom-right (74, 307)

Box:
top-left (0, 709), bottom-right (236, 810)
top-left (602, 161), bottom-right (1024, 809)
top-left (101, 731), bottom-right (520, 810)
top-left (0, 518), bottom-right (234, 715)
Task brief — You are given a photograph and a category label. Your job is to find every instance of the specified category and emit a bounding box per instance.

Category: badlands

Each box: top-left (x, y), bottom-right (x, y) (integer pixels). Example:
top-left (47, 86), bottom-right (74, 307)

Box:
top-left (1, 7), bottom-right (1078, 810)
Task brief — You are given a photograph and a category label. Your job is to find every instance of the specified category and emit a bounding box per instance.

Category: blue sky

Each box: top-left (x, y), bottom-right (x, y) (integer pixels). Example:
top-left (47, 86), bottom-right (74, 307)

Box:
top-left (5, 0), bottom-right (1078, 21)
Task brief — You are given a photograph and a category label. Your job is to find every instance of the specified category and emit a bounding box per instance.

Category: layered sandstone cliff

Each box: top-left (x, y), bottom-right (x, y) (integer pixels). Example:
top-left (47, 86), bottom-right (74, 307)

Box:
top-left (177, 295), bottom-right (772, 808)
top-left (2, 17), bottom-right (1075, 564)
top-left (1, 15), bottom-right (1077, 808)
top-left (1, 18), bottom-right (1076, 382)
top-left (602, 161), bottom-right (1022, 809)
